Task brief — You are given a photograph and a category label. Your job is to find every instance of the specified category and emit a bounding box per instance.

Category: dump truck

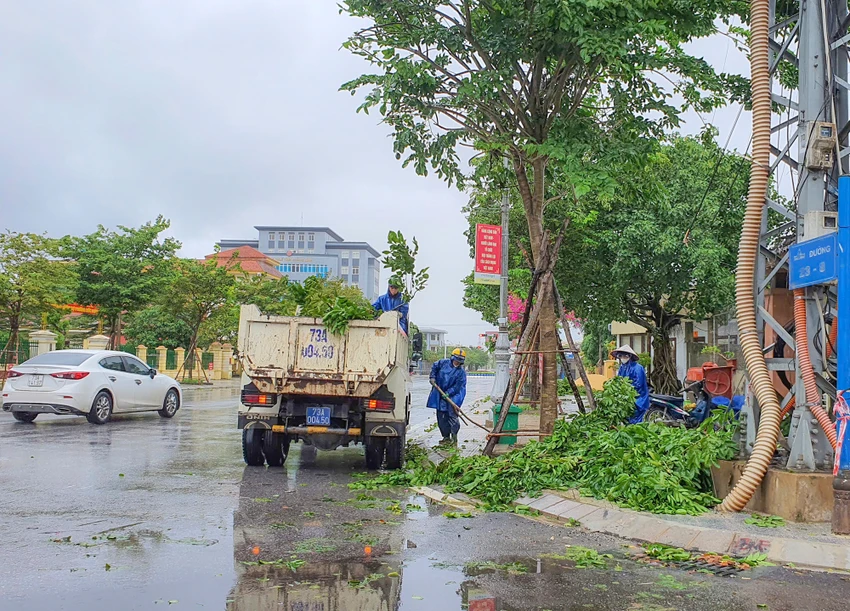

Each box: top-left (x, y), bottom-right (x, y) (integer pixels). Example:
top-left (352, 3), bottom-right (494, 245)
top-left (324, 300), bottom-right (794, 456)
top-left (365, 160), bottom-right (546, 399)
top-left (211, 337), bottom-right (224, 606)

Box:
top-left (236, 304), bottom-right (410, 469)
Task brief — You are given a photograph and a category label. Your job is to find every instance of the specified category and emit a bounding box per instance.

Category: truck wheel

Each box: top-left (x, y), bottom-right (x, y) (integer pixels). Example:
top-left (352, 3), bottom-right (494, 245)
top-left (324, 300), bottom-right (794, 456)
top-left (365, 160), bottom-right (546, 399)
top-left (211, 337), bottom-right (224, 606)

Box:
top-left (263, 430), bottom-right (290, 467)
top-left (365, 436), bottom-right (386, 470)
top-left (385, 435), bottom-right (405, 470)
top-left (242, 428), bottom-right (265, 466)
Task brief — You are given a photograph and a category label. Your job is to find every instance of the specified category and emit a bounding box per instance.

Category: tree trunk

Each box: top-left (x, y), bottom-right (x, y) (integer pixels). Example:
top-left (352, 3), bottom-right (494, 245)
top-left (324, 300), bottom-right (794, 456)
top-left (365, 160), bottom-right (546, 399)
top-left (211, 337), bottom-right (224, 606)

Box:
top-left (106, 315), bottom-right (119, 350)
top-left (512, 153), bottom-right (559, 434)
top-left (650, 326), bottom-right (679, 395)
top-left (527, 335), bottom-right (540, 401)
top-left (8, 314), bottom-right (20, 365)
top-left (485, 217), bottom-right (569, 455)
top-left (0, 316), bottom-right (20, 391)
top-left (537, 276), bottom-right (559, 435)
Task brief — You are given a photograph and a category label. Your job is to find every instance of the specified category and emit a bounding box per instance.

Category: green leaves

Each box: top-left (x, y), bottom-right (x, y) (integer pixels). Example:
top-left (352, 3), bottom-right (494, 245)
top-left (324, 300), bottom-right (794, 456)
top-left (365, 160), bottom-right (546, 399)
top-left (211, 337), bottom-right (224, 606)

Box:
top-left (351, 377), bottom-right (736, 515)
top-left (559, 546), bottom-right (613, 569)
top-left (382, 230), bottom-right (429, 302)
top-left (61, 216), bottom-right (180, 322)
top-left (341, 0), bottom-right (747, 187)
top-left (644, 544), bottom-right (693, 563)
top-left (744, 514), bottom-right (785, 528)
top-left (0, 231), bottom-right (77, 339)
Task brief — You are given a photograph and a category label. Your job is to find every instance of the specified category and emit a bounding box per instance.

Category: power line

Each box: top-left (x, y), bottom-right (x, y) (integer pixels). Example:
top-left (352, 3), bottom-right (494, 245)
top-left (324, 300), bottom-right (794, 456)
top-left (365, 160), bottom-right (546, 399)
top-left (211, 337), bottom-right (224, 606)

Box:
top-left (683, 103), bottom-right (747, 243)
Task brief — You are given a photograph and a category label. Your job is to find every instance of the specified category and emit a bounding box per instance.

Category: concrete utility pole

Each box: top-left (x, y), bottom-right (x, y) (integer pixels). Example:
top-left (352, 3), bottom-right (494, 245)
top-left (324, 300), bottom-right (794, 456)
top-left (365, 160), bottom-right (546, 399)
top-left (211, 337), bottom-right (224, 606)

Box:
top-left (491, 157), bottom-right (511, 400)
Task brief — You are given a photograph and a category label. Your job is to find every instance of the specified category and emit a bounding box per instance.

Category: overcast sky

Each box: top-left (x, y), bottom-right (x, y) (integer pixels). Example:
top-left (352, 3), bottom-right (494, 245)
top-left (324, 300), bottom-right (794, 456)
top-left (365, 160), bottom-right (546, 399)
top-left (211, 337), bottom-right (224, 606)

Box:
top-left (0, 2), bottom-right (751, 346)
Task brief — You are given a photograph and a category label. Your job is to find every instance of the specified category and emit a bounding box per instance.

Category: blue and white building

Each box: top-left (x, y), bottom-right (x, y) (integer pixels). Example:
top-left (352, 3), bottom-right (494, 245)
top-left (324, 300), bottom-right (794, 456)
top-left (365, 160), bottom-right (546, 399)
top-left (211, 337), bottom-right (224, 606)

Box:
top-left (217, 226), bottom-right (382, 301)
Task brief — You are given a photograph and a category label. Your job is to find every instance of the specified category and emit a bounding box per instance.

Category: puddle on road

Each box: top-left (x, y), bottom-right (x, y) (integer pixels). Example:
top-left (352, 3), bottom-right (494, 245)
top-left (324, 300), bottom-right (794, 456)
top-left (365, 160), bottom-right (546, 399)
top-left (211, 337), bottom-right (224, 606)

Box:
top-left (224, 556), bottom-right (516, 611)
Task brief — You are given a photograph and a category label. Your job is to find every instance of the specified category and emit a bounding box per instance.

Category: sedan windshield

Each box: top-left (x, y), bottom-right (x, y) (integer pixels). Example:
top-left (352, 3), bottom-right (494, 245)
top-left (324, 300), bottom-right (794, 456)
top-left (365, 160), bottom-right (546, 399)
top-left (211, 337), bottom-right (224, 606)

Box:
top-left (22, 352), bottom-right (92, 367)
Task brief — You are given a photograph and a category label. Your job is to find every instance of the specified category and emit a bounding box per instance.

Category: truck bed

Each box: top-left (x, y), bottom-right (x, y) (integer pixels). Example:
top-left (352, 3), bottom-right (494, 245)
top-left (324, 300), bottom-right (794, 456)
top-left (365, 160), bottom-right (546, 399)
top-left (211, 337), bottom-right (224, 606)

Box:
top-left (237, 304), bottom-right (406, 397)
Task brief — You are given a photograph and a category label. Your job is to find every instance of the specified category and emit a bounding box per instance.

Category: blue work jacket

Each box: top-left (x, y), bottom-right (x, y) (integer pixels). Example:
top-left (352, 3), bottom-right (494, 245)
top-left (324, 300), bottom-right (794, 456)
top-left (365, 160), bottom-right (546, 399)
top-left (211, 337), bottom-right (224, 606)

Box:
top-left (427, 358), bottom-right (467, 412)
top-left (618, 359), bottom-right (651, 423)
top-left (373, 290), bottom-right (409, 334)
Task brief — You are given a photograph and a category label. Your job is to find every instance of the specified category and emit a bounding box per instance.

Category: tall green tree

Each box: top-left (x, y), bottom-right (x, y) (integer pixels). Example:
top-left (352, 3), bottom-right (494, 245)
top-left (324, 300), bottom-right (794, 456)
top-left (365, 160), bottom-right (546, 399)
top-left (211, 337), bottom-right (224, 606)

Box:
top-left (0, 232), bottom-right (76, 365)
top-left (576, 136), bottom-right (748, 393)
top-left (341, 0), bottom-right (746, 432)
top-left (465, 135), bottom-right (749, 393)
top-left (161, 257), bottom-right (236, 379)
top-left (61, 217), bottom-right (180, 348)
top-left (124, 306), bottom-right (193, 350)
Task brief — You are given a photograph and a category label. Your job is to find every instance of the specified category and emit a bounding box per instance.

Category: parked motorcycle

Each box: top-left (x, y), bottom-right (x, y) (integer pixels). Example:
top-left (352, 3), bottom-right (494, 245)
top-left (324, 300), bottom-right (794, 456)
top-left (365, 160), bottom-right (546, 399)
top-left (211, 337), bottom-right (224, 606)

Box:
top-left (642, 381), bottom-right (742, 428)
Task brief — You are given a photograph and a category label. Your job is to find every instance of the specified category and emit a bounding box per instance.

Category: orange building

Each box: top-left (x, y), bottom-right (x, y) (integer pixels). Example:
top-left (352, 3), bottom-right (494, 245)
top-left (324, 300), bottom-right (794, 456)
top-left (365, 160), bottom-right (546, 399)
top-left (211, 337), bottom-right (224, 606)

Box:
top-left (204, 246), bottom-right (283, 278)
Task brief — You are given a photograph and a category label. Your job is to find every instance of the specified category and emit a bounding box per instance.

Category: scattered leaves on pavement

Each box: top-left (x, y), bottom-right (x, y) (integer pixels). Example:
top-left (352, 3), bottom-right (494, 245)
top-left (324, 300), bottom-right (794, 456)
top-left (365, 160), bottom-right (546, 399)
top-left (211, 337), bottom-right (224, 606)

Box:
top-left (444, 511), bottom-right (474, 519)
top-left (744, 514), bottom-right (785, 528)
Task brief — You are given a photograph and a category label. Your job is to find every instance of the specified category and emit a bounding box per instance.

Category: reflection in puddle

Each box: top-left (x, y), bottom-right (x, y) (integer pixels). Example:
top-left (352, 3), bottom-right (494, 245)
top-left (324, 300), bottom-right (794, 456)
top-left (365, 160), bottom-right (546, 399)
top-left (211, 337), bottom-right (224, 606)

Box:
top-left (226, 560), bottom-right (403, 611)
top-left (224, 556), bottom-right (510, 611)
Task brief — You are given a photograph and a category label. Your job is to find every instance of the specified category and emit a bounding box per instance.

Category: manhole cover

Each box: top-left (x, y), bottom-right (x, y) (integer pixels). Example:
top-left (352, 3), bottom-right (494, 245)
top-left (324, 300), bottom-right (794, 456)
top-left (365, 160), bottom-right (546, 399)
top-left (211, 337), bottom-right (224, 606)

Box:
top-left (634, 553), bottom-right (746, 577)
top-left (673, 557), bottom-right (745, 577)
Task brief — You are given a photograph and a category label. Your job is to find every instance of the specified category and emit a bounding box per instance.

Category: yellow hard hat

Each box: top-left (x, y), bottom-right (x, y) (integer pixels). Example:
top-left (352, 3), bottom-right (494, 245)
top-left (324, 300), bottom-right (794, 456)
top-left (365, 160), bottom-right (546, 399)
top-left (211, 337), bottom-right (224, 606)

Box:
top-left (451, 348), bottom-right (466, 362)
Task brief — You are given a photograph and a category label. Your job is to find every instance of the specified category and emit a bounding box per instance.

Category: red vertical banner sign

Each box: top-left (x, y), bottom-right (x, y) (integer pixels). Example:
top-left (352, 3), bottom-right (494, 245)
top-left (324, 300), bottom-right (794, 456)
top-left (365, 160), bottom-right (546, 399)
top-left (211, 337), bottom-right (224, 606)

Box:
top-left (474, 223), bottom-right (502, 285)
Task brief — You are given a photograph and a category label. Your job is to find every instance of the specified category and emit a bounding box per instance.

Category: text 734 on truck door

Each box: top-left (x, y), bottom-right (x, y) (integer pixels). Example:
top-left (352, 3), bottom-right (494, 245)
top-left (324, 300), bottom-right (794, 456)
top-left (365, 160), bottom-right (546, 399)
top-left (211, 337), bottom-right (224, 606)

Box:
top-left (236, 304), bottom-right (410, 469)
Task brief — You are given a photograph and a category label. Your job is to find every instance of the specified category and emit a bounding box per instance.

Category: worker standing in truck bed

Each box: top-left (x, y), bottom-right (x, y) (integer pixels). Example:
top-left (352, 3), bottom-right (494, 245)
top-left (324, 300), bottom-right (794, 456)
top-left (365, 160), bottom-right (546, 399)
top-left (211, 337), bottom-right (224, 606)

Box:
top-left (373, 277), bottom-right (409, 334)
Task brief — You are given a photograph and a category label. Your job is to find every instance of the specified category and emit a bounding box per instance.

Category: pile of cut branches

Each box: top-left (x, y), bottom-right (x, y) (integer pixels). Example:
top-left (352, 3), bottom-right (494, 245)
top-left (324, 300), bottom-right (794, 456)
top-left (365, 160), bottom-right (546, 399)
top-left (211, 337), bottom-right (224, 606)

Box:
top-left (353, 377), bottom-right (737, 515)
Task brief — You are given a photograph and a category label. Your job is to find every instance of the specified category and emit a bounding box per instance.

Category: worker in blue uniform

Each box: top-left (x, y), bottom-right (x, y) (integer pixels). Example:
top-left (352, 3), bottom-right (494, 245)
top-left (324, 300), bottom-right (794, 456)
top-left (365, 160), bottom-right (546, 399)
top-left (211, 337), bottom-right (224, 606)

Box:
top-left (612, 345), bottom-right (651, 423)
top-left (373, 277), bottom-right (409, 334)
top-left (427, 348), bottom-right (467, 444)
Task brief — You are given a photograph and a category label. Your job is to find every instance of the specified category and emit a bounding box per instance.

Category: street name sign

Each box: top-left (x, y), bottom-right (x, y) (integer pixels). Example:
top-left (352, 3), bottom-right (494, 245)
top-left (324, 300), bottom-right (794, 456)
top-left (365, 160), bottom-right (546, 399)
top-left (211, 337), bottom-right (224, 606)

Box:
top-left (789, 232), bottom-right (838, 289)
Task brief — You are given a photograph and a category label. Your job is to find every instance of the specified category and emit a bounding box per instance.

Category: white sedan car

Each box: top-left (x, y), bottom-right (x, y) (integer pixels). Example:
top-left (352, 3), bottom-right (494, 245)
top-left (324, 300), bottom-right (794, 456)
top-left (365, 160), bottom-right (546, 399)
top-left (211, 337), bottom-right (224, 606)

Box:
top-left (1, 350), bottom-right (181, 424)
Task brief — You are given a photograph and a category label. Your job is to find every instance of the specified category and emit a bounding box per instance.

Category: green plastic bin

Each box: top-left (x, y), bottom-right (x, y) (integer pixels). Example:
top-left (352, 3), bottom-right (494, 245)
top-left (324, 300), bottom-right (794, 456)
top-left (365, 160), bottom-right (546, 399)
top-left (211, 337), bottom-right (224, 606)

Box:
top-left (492, 404), bottom-right (522, 445)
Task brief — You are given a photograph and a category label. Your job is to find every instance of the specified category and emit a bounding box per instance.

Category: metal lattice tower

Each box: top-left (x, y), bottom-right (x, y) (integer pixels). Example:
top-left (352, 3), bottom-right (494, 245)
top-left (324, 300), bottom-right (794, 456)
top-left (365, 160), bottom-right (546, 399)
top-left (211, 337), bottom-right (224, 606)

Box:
top-left (750, 0), bottom-right (849, 470)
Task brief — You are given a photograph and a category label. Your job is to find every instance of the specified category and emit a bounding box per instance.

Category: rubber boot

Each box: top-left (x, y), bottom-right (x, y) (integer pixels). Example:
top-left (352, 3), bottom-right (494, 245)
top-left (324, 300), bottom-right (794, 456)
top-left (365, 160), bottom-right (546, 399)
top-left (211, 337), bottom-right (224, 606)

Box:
top-left (451, 433), bottom-right (458, 445)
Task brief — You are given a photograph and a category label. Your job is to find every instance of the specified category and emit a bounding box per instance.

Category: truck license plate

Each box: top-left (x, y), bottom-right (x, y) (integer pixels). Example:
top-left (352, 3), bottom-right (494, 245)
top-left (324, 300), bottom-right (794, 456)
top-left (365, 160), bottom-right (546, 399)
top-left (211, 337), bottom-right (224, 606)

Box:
top-left (306, 407), bottom-right (331, 426)
top-left (28, 375), bottom-right (43, 387)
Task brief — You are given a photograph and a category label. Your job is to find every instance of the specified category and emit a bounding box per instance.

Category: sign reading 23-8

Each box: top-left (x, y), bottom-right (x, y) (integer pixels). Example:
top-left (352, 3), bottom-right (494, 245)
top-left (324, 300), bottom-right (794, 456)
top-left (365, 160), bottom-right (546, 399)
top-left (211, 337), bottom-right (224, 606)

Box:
top-left (302, 328), bottom-right (334, 359)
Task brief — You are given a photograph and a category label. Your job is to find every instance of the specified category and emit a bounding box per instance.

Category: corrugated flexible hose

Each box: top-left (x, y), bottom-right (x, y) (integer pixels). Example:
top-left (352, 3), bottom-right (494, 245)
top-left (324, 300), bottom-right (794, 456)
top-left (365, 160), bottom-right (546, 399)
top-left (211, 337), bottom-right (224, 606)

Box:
top-left (721, 0), bottom-right (838, 511)
top-left (780, 314), bottom-right (837, 419)
top-left (793, 289), bottom-right (838, 448)
top-left (719, 0), bottom-right (779, 512)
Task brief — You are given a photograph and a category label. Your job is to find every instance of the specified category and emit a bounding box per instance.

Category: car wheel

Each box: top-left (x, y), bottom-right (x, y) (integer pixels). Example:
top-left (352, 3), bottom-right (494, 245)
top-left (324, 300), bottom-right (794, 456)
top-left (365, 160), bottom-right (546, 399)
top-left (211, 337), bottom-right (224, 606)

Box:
top-left (365, 436), bottom-right (386, 470)
top-left (158, 388), bottom-right (180, 418)
top-left (87, 391), bottom-right (113, 425)
top-left (242, 427), bottom-right (265, 466)
top-left (12, 412), bottom-right (37, 423)
top-left (385, 435), bottom-right (405, 470)
top-left (263, 430), bottom-right (290, 467)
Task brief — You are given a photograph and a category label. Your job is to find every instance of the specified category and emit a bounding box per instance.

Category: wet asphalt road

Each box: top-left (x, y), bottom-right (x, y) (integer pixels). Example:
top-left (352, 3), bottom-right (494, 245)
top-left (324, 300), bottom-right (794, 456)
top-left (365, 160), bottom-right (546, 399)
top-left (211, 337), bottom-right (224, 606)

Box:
top-left (2, 378), bottom-right (850, 610)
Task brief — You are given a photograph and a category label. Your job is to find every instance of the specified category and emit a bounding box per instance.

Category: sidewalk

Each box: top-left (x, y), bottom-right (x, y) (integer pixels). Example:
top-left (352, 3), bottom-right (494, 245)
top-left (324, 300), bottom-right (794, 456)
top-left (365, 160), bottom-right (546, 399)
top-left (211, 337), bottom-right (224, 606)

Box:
top-left (180, 378), bottom-right (240, 392)
top-left (409, 396), bottom-right (850, 572)
top-left (413, 483), bottom-right (850, 572)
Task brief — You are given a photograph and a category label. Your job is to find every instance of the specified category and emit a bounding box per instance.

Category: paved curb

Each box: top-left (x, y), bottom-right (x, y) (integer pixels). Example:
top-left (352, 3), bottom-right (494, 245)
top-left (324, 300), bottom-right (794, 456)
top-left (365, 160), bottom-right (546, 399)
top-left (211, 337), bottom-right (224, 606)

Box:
top-left (412, 486), bottom-right (477, 512)
top-left (413, 486), bottom-right (850, 572)
top-left (513, 491), bottom-right (850, 573)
